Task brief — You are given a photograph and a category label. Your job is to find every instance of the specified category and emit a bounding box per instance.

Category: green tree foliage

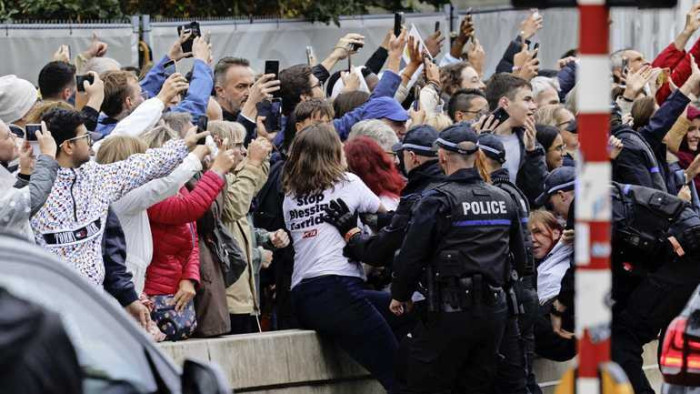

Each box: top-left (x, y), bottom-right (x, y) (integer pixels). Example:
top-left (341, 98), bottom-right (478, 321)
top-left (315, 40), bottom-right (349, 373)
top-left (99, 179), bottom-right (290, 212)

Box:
top-left (0, 0), bottom-right (448, 23)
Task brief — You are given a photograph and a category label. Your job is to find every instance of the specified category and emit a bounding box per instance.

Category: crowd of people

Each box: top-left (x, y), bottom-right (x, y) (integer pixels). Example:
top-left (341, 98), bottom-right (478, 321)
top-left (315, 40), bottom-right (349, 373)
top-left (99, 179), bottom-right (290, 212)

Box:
top-left (4, 5), bottom-right (700, 394)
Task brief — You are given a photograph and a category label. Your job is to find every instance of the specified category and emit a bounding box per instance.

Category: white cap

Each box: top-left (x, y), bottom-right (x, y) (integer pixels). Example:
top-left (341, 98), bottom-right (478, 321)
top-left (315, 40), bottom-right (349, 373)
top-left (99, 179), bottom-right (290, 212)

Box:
top-left (0, 75), bottom-right (37, 124)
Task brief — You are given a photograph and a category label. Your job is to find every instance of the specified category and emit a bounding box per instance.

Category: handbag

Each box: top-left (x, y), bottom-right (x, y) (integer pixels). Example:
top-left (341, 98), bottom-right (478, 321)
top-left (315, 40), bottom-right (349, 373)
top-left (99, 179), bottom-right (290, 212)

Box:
top-left (149, 295), bottom-right (197, 341)
top-left (207, 220), bottom-right (247, 287)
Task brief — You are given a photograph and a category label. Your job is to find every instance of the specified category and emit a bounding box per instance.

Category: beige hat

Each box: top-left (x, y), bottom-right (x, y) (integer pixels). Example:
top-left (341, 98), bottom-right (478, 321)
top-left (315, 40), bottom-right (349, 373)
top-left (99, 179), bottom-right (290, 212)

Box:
top-left (0, 75), bottom-right (38, 124)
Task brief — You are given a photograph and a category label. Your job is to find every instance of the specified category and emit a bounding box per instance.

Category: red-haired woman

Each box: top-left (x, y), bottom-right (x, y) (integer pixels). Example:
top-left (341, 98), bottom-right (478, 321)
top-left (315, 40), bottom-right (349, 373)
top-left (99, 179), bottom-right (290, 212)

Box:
top-left (344, 136), bottom-right (405, 211)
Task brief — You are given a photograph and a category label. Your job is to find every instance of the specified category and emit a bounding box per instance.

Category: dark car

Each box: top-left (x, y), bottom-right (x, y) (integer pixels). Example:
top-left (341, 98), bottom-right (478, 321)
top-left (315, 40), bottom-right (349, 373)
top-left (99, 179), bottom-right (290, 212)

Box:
top-left (661, 284), bottom-right (700, 393)
top-left (0, 232), bottom-right (231, 394)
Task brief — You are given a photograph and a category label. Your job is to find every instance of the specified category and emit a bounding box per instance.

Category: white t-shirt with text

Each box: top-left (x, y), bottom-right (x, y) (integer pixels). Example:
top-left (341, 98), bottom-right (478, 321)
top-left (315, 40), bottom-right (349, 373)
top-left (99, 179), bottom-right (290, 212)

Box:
top-left (284, 173), bottom-right (381, 289)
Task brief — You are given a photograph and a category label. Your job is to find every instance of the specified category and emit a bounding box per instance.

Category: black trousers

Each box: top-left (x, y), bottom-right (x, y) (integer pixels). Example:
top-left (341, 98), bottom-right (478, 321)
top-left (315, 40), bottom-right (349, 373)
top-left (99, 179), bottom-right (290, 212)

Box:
top-left (493, 277), bottom-right (541, 394)
top-left (612, 261), bottom-right (699, 394)
top-left (396, 297), bottom-right (507, 394)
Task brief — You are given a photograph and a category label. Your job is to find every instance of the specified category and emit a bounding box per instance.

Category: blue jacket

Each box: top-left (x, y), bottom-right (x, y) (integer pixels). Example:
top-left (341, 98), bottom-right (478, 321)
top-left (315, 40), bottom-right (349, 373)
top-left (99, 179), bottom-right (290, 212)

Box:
top-left (96, 57), bottom-right (213, 137)
top-left (170, 59), bottom-right (214, 125)
top-left (557, 62), bottom-right (577, 102)
top-left (272, 69), bottom-right (402, 147)
top-left (102, 208), bottom-right (139, 307)
top-left (140, 55), bottom-right (171, 99)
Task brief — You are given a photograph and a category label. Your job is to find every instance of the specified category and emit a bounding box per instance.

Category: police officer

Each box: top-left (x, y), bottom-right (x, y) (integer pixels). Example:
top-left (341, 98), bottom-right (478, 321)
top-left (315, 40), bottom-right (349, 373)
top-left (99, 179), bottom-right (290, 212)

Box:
top-left (479, 134), bottom-right (540, 394)
top-left (322, 125), bottom-right (444, 267)
top-left (390, 124), bottom-right (527, 394)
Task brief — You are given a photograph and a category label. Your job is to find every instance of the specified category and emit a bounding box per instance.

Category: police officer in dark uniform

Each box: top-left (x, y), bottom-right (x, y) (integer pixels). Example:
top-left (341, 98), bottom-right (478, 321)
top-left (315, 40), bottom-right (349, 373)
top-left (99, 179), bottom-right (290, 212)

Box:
top-left (322, 125), bottom-right (444, 268)
top-left (390, 124), bottom-right (527, 394)
top-left (479, 134), bottom-right (540, 394)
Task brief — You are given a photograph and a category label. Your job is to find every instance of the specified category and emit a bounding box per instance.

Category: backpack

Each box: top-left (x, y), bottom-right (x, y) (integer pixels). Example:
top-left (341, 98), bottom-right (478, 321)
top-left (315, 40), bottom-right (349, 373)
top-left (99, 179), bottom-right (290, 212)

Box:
top-left (611, 182), bottom-right (687, 271)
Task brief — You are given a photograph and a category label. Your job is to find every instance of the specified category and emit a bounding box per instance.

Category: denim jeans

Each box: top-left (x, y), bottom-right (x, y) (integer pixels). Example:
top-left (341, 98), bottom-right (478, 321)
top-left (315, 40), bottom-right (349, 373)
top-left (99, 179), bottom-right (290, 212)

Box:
top-left (292, 275), bottom-right (398, 391)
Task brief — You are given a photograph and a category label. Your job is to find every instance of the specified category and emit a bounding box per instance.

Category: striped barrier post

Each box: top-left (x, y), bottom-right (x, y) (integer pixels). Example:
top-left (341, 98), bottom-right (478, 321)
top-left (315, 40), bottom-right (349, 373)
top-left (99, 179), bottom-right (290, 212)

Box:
top-left (576, 0), bottom-right (613, 392)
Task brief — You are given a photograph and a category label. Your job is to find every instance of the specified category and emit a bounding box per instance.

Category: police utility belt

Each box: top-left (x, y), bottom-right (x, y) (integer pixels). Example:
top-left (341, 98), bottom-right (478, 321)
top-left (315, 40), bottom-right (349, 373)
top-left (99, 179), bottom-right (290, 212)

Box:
top-left (430, 251), bottom-right (505, 313)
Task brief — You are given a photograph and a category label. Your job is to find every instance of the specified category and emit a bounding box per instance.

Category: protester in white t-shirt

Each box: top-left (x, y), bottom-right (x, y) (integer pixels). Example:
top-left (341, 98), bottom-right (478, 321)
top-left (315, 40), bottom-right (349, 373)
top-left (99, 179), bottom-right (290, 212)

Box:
top-left (281, 124), bottom-right (398, 391)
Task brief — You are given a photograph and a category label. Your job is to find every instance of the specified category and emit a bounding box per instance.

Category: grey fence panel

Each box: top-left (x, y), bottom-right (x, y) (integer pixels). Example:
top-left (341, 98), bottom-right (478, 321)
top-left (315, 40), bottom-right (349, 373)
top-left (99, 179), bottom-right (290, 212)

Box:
top-left (147, 9), bottom-right (580, 78)
top-left (147, 13), bottom-right (447, 74)
top-left (0, 22), bottom-right (138, 85)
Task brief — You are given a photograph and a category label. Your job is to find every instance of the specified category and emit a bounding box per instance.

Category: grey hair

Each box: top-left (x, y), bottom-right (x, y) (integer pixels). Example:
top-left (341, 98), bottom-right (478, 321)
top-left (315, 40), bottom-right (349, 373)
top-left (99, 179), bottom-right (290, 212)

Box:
top-left (85, 57), bottom-right (121, 76)
top-left (610, 48), bottom-right (632, 70)
top-left (162, 112), bottom-right (193, 137)
top-left (141, 122), bottom-right (180, 149)
top-left (530, 76), bottom-right (560, 99)
top-left (348, 119), bottom-right (399, 153)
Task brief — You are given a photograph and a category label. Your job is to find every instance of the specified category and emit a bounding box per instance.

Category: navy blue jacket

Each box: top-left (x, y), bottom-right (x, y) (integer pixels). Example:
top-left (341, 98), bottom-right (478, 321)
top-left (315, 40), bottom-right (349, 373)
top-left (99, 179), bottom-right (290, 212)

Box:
top-left (613, 90), bottom-right (690, 193)
top-left (102, 208), bottom-right (139, 307)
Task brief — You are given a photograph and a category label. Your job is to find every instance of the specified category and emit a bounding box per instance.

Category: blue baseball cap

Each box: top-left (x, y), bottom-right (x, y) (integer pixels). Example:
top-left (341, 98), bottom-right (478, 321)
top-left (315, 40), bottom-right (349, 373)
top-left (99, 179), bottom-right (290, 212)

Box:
top-left (477, 134), bottom-right (506, 164)
top-left (392, 125), bottom-right (439, 156)
top-left (435, 123), bottom-right (479, 155)
top-left (535, 166), bottom-right (576, 206)
top-left (363, 97), bottom-right (409, 122)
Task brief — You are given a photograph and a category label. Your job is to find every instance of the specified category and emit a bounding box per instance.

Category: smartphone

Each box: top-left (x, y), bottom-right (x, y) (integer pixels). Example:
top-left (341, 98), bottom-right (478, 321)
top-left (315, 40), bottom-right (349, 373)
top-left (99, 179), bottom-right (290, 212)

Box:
top-left (434, 21), bottom-right (440, 33)
top-left (75, 74), bottom-right (94, 92)
top-left (264, 60), bottom-right (281, 98)
top-left (176, 21), bottom-right (201, 53)
top-left (533, 43), bottom-right (540, 58)
top-left (264, 60), bottom-right (279, 80)
top-left (196, 116), bottom-right (208, 145)
top-left (394, 12), bottom-right (404, 37)
top-left (67, 45), bottom-right (72, 60)
top-left (25, 124), bottom-right (41, 142)
top-left (491, 107), bottom-right (510, 124)
top-left (306, 46), bottom-right (315, 65)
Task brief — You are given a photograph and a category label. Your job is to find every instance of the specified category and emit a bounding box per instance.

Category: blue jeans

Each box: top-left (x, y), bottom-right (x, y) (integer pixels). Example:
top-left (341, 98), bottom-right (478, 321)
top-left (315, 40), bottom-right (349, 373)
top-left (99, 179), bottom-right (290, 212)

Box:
top-left (292, 275), bottom-right (398, 391)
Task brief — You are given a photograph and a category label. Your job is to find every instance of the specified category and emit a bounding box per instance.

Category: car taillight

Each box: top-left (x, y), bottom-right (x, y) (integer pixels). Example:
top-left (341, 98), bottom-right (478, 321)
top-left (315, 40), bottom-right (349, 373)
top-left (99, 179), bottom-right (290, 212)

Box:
top-left (661, 316), bottom-right (700, 385)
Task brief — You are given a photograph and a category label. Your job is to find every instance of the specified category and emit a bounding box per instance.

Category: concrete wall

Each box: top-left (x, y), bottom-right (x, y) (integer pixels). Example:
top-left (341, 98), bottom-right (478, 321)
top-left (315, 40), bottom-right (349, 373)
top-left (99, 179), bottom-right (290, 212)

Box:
top-left (158, 329), bottom-right (662, 393)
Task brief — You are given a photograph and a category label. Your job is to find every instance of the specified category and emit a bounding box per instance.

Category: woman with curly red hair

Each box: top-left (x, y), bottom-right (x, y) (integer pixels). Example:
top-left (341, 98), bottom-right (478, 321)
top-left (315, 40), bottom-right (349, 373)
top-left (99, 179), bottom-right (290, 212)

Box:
top-left (344, 136), bottom-right (405, 210)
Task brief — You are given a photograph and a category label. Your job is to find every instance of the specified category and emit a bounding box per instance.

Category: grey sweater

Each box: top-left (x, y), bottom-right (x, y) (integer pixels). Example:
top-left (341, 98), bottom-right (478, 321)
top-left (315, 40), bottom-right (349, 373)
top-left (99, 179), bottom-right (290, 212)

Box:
top-left (13, 155), bottom-right (59, 217)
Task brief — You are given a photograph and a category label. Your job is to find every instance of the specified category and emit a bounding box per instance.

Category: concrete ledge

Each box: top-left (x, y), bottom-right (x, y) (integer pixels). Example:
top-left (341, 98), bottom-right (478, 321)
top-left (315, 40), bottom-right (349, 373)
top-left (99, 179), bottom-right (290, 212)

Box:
top-left (158, 329), bottom-right (662, 393)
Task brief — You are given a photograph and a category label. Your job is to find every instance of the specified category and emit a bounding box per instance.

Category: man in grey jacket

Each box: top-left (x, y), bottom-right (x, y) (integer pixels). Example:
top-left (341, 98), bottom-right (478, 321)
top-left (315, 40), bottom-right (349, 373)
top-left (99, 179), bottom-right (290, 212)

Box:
top-left (0, 120), bottom-right (58, 240)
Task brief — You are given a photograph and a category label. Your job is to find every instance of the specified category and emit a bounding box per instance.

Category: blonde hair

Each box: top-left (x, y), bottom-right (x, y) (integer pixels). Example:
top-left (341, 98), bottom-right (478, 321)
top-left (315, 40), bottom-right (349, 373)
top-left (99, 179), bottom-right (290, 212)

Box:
top-left (141, 123), bottom-right (179, 149)
top-left (25, 100), bottom-right (73, 124)
top-left (534, 104), bottom-right (571, 128)
top-left (96, 135), bottom-right (148, 164)
top-left (424, 113), bottom-right (454, 132)
top-left (208, 120), bottom-right (246, 149)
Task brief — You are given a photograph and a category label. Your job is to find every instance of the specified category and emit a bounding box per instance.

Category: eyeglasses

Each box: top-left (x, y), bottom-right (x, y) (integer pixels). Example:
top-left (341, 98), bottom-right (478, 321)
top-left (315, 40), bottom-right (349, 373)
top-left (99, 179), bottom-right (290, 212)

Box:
top-left (310, 82), bottom-right (322, 90)
top-left (63, 133), bottom-right (92, 146)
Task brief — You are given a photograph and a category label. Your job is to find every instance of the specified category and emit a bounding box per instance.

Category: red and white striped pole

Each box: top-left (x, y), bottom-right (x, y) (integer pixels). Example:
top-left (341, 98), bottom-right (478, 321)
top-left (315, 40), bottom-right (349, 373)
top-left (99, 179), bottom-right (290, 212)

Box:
top-left (575, 0), bottom-right (612, 392)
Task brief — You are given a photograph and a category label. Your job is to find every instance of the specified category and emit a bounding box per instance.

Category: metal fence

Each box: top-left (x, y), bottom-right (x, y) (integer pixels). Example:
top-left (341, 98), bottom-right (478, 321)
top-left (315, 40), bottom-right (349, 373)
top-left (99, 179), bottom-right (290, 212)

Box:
top-left (0, 19), bottom-right (139, 85)
top-left (0, 2), bottom-right (696, 85)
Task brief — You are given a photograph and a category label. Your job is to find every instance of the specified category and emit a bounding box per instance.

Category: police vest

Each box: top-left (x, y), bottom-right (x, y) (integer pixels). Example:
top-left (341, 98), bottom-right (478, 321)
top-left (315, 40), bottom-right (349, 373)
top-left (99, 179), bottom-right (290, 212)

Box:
top-left (612, 182), bottom-right (700, 271)
top-left (493, 178), bottom-right (535, 277)
top-left (612, 128), bottom-right (668, 193)
top-left (431, 180), bottom-right (517, 288)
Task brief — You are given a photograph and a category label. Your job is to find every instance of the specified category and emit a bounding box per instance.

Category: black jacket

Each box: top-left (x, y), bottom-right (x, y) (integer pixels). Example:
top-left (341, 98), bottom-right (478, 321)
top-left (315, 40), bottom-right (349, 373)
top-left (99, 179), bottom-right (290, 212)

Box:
top-left (392, 168), bottom-right (527, 302)
top-left (508, 128), bottom-right (550, 208)
top-left (491, 167), bottom-right (535, 277)
top-left (344, 160), bottom-right (444, 265)
top-left (612, 90), bottom-right (690, 194)
top-left (102, 208), bottom-right (139, 307)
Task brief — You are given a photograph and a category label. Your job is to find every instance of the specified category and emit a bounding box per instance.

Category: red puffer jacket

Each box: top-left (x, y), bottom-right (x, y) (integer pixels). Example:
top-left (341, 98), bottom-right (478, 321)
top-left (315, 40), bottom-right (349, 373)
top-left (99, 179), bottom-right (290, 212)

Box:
top-left (144, 171), bottom-right (225, 295)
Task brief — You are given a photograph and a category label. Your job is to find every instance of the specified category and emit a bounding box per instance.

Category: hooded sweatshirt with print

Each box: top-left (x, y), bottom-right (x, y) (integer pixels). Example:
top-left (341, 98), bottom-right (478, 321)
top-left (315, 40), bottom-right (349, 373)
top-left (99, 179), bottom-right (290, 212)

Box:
top-left (30, 139), bottom-right (189, 286)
